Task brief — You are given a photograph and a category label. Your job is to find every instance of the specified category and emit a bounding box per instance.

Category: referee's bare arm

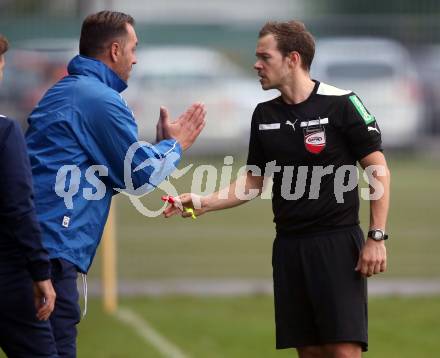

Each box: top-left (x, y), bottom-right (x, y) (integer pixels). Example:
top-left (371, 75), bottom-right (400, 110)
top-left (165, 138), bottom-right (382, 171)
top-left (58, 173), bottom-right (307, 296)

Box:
top-left (163, 171), bottom-right (264, 218)
top-left (356, 150), bottom-right (391, 277)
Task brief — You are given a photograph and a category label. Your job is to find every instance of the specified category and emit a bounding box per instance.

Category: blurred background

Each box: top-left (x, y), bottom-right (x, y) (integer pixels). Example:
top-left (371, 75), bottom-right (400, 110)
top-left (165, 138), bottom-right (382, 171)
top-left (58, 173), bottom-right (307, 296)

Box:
top-left (1, 1), bottom-right (439, 357)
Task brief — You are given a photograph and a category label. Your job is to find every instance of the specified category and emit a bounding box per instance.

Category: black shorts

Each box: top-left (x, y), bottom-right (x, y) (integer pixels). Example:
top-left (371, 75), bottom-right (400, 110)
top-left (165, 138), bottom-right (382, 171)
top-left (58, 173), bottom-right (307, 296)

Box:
top-left (272, 225), bottom-right (368, 352)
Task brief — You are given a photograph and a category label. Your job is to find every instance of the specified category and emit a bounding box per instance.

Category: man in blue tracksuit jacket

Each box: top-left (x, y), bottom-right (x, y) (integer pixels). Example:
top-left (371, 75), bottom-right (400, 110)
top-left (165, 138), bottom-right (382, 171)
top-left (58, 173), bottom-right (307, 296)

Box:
top-left (0, 34), bottom-right (58, 357)
top-left (26, 11), bottom-right (206, 357)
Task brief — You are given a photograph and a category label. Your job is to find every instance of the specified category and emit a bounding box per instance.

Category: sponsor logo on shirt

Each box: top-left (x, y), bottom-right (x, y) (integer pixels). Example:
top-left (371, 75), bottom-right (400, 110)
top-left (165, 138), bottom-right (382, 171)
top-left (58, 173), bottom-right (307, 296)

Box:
top-left (301, 117), bottom-right (328, 154)
top-left (349, 95), bottom-right (375, 125)
top-left (304, 131), bottom-right (326, 154)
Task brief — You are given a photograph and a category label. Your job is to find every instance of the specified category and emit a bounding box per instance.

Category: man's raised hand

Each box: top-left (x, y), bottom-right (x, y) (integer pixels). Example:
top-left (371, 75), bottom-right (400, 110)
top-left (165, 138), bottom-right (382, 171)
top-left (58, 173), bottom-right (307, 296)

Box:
top-left (155, 103), bottom-right (206, 150)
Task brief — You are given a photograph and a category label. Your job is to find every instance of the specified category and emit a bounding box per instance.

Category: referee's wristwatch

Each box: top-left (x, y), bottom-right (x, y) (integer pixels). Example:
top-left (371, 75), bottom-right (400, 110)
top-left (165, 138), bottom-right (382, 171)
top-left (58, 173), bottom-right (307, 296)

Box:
top-left (367, 229), bottom-right (388, 241)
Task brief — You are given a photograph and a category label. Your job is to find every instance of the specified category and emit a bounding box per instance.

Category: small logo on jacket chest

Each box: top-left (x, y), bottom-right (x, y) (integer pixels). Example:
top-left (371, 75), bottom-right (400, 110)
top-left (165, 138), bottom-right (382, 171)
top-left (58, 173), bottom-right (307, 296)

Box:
top-left (62, 216), bottom-right (70, 228)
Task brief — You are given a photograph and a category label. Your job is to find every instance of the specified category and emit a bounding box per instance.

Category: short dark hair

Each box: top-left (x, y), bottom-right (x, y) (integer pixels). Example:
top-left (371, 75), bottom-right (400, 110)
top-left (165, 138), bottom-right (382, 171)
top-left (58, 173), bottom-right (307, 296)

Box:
top-left (259, 20), bottom-right (315, 71)
top-left (0, 34), bottom-right (9, 56)
top-left (79, 11), bottom-right (135, 57)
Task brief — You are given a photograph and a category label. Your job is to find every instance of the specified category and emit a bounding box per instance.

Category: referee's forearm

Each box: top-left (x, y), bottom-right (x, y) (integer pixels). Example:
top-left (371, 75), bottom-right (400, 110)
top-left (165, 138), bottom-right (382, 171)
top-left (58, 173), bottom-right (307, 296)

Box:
top-left (368, 167), bottom-right (390, 230)
top-left (204, 172), bottom-right (264, 212)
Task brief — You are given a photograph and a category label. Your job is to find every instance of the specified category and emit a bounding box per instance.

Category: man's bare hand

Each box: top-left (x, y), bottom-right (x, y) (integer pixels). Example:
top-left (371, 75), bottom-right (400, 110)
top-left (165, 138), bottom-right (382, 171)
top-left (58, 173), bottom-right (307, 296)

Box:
top-left (355, 239), bottom-right (387, 277)
top-left (33, 279), bottom-right (56, 321)
top-left (155, 103), bottom-right (206, 150)
top-left (163, 193), bottom-right (207, 218)
top-left (156, 106), bottom-right (166, 142)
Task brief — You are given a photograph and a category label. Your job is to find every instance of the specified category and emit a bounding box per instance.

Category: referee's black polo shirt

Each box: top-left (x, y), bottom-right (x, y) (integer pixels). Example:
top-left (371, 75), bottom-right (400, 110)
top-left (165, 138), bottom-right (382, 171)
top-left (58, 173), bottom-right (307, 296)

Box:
top-left (246, 80), bottom-right (383, 236)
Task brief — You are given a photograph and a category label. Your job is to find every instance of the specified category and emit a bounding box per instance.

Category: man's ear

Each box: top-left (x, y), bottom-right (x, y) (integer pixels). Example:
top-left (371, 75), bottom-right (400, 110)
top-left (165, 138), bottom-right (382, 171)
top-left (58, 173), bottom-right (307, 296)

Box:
top-left (110, 42), bottom-right (121, 63)
top-left (288, 51), bottom-right (301, 68)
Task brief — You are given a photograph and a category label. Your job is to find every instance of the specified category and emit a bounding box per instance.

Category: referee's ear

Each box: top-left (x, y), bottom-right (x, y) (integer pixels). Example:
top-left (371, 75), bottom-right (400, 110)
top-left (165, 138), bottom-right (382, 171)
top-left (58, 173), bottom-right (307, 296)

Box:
top-left (287, 51), bottom-right (301, 69)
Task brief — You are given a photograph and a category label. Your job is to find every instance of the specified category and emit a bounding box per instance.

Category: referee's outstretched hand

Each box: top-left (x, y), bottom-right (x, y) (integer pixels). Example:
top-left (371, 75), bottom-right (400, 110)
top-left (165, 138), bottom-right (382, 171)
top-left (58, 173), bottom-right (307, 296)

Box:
top-left (355, 238), bottom-right (387, 277)
top-left (163, 193), bottom-right (206, 218)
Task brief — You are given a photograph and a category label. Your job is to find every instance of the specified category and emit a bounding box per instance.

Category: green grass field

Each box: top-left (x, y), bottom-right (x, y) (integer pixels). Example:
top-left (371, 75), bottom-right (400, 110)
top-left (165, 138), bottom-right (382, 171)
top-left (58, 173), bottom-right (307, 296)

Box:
top-left (77, 296), bottom-right (439, 358)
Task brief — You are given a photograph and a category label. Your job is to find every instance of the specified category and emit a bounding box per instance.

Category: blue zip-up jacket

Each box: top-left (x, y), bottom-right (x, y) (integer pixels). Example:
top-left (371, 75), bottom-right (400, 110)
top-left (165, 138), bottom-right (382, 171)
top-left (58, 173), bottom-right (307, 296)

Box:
top-left (26, 55), bottom-right (182, 273)
top-left (0, 115), bottom-right (51, 281)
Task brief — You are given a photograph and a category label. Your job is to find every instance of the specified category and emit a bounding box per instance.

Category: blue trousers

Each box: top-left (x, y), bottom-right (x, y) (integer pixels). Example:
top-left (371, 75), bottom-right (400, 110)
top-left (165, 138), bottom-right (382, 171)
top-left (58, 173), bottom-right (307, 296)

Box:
top-left (49, 259), bottom-right (81, 358)
top-left (0, 268), bottom-right (58, 357)
top-left (0, 258), bottom-right (81, 358)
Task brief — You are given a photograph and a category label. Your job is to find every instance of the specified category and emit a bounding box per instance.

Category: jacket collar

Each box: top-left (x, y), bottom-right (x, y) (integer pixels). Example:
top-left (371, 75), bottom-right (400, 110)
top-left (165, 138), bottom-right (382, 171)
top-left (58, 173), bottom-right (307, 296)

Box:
top-left (67, 55), bottom-right (127, 93)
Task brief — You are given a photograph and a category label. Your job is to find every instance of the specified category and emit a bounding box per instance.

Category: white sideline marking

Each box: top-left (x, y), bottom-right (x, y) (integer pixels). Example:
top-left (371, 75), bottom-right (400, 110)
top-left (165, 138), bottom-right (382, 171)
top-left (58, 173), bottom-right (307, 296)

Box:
top-left (116, 307), bottom-right (189, 358)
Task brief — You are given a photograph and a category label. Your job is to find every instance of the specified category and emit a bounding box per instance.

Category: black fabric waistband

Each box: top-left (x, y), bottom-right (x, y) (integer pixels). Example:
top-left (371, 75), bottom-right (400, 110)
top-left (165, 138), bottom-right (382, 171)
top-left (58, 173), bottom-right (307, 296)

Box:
top-left (276, 224), bottom-right (362, 240)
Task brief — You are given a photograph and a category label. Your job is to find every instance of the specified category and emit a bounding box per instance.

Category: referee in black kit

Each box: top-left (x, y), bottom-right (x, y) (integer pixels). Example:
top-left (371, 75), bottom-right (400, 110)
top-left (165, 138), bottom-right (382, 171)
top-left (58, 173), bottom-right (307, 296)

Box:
top-left (165, 21), bottom-right (390, 357)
